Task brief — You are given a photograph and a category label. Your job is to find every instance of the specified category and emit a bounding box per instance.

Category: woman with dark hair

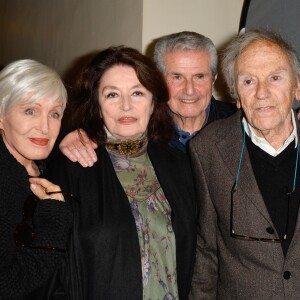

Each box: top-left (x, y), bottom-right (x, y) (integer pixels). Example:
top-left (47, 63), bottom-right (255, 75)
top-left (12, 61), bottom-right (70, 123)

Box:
top-left (45, 46), bottom-right (196, 300)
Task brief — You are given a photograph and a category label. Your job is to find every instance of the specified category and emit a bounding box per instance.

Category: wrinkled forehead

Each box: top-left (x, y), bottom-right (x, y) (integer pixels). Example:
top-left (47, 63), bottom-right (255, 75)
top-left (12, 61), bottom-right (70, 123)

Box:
top-left (238, 40), bottom-right (289, 64)
top-left (235, 40), bottom-right (294, 74)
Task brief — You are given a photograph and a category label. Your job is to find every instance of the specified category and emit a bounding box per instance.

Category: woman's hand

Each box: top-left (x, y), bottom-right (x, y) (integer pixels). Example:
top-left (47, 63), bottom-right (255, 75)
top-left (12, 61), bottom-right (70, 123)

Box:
top-left (29, 177), bottom-right (65, 201)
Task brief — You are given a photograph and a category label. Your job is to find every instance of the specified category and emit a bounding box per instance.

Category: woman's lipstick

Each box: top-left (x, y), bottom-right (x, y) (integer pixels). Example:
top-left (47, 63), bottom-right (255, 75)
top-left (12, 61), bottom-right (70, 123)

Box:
top-left (118, 116), bottom-right (137, 124)
top-left (29, 138), bottom-right (49, 146)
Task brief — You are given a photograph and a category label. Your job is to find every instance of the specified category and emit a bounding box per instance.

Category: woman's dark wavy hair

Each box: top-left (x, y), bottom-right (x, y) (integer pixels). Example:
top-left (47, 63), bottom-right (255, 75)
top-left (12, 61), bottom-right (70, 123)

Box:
top-left (70, 46), bottom-right (174, 144)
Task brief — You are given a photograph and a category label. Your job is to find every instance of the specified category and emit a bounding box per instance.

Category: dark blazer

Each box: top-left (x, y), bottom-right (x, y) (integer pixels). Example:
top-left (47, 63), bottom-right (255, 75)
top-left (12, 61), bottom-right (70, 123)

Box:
top-left (206, 96), bottom-right (237, 126)
top-left (189, 110), bottom-right (300, 299)
top-left (44, 141), bottom-right (196, 300)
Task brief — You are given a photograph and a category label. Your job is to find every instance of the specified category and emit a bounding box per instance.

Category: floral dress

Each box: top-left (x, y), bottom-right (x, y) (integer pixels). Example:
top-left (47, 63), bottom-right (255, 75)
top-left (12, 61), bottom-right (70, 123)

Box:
top-left (108, 150), bottom-right (179, 300)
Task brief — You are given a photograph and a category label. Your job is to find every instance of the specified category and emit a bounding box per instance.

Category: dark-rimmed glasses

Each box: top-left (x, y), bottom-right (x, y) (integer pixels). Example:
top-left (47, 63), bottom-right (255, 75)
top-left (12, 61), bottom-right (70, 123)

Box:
top-left (230, 181), bottom-right (290, 243)
top-left (15, 191), bottom-right (78, 251)
top-left (230, 128), bottom-right (299, 243)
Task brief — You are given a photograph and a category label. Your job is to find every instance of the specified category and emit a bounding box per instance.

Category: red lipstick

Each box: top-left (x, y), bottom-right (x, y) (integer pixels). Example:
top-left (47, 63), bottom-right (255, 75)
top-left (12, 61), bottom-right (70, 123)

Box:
top-left (118, 116), bottom-right (137, 124)
top-left (29, 138), bottom-right (49, 146)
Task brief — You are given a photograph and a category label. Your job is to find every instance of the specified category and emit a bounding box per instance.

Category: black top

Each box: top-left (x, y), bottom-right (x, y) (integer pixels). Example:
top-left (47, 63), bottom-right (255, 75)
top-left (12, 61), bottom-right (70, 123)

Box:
top-left (246, 135), bottom-right (300, 256)
top-left (0, 137), bottom-right (72, 300)
top-left (44, 141), bottom-right (197, 300)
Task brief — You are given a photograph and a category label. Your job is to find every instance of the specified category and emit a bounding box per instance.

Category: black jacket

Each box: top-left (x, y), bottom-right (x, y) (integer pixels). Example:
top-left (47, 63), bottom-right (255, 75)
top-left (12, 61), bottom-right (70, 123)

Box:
top-left (0, 137), bottom-right (72, 300)
top-left (43, 141), bottom-right (197, 300)
top-left (206, 97), bottom-right (237, 125)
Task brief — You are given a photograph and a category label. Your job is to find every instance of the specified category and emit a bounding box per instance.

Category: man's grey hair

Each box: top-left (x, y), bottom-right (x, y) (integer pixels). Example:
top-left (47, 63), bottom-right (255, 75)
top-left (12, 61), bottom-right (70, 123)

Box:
top-left (222, 29), bottom-right (300, 100)
top-left (153, 31), bottom-right (218, 78)
top-left (0, 59), bottom-right (67, 117)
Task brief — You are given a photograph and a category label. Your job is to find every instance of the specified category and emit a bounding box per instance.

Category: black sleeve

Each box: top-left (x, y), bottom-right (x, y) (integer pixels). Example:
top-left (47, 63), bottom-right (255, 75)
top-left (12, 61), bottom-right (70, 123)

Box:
top-left (0, 200), bottom-right (72, 300)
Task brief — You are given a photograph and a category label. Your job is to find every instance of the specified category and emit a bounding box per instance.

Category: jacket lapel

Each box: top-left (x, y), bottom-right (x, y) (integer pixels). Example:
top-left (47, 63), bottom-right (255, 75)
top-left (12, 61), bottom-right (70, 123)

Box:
top-left (216, 110), bottom-right (274, 224)
top-left (148, 142), bottom-right (188, 206)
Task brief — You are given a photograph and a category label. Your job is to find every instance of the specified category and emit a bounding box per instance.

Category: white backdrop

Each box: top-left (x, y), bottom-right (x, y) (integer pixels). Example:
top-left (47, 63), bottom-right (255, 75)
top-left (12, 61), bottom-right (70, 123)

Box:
top-left (0, 0), bottom-right (243, 95)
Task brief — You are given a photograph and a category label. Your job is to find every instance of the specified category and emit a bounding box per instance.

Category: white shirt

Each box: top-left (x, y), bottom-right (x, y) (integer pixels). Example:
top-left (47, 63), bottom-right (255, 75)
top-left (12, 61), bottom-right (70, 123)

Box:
top-left (242, 111), bottom-right (298, 157)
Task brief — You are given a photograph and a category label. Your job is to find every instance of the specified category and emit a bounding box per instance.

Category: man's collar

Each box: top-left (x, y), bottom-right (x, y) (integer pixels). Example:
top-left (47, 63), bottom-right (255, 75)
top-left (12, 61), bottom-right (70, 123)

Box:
top-left (168, 100), bottom-right (211, 129)
top-left (175, 124), bottom-right (199, 145)
top-left (242, 110), bottom-right (298, 157)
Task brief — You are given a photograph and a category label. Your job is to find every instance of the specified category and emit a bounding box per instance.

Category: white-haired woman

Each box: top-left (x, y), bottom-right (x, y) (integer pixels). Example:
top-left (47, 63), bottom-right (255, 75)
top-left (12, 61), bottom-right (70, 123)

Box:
top-left (0, 59), bottom-right (72, 299)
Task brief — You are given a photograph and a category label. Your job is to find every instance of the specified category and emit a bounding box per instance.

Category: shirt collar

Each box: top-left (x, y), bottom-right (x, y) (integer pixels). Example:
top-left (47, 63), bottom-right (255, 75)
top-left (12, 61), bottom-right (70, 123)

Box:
top-left (175, 124), bottom-right (199, 145)
top-left (242, 110), bottom-right (298, 157)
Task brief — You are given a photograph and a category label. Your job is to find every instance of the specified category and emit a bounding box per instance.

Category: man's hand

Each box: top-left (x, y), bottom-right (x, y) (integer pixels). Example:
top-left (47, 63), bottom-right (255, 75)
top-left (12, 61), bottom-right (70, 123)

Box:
top-left (59, 129), bottom-right (98, 167)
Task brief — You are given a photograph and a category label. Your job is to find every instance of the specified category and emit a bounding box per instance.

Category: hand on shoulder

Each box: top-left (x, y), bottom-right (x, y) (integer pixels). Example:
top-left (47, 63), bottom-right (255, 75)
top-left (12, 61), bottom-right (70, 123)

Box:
top-left (59, 129), bottom-right (98, 167)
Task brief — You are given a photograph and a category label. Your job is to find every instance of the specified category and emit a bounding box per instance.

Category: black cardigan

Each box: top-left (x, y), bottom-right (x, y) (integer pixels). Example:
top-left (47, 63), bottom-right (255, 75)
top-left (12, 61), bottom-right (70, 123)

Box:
top-left (44, 141), bottom-right (197, 300)
top-left (0, 137), bottom-right (72, 300)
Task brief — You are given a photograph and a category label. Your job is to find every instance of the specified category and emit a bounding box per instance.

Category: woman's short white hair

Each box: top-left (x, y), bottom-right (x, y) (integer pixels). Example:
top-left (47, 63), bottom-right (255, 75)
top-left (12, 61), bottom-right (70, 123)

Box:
top-left (0, 59), bottom-right (67, 117)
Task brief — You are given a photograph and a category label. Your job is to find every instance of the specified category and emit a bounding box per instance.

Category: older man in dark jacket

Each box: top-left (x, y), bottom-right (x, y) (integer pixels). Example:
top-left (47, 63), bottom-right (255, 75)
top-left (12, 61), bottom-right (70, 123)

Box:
top-left (190, 29), bottom-right (300, 299)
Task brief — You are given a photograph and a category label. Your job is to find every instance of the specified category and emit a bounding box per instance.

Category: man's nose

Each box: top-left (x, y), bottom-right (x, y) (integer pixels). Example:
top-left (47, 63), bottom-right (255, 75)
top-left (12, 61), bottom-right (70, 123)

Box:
top-left (183, 79), bottom-right (196, 95)
top-left (256, 81), bottom-right (270, 100)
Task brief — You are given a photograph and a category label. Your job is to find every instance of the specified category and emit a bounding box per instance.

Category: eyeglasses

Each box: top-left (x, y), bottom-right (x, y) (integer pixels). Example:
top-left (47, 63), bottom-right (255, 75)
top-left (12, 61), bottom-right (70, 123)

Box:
top-left (230, 182), bottom-right (290, 243)
top-left (15, 191), bottom-right (78, 251)
top-left (230, 128), bottom-right (299, 243)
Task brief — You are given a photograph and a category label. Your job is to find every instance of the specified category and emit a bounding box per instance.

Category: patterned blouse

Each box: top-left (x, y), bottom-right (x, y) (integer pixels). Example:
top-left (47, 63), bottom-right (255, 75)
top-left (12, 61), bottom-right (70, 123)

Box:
top-left (108, 149), bottom-right (178, 300)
